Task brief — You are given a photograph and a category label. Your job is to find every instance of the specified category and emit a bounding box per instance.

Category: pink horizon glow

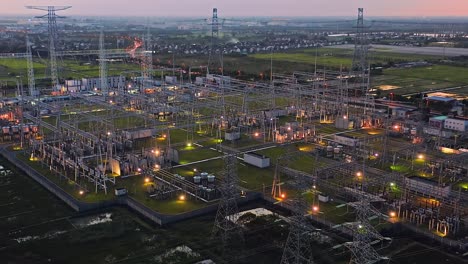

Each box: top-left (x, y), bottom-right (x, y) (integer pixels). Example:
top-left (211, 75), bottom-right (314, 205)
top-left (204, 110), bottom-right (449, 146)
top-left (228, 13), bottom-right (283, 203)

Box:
top-left (1, 0), bottom-right (468, 17)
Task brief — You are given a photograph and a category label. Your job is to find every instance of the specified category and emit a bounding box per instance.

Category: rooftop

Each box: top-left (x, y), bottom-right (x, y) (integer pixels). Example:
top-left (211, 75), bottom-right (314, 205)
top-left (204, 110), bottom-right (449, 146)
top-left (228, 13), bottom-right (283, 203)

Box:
top-left (426, 96), bottom-right (456, 102)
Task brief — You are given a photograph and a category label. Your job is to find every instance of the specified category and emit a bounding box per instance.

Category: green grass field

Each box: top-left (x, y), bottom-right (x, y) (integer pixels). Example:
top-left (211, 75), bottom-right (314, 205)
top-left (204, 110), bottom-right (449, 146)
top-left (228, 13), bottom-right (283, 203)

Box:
top-left (250, 47), bottom-right (442, 69)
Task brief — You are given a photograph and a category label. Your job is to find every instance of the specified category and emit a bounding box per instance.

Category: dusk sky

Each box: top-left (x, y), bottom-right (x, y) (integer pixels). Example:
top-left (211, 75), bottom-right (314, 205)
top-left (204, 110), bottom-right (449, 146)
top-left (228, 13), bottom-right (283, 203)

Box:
top-left (2, 0), bottom-right (468, 17)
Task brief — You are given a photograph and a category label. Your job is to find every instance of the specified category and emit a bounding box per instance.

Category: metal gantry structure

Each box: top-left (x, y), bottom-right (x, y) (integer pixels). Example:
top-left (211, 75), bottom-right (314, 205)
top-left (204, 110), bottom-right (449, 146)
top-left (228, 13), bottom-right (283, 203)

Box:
top-left (26, 6), bottom-right (71, 91)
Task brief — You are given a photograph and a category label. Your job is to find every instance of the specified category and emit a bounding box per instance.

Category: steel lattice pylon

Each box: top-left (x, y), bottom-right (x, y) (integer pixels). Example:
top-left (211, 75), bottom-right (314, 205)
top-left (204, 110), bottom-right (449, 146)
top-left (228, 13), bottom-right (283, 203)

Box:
top-left (26, 35), bottom-right (36, 96)
top-left (280, 200), bottom-right (315, 264)
top-left (281, 154), bottom-right (315, 264)
top-left (352, 8), bottom-right (368, 73)
top-left (27, 6), bottom-right (71, 90)
top-left (351, 8), bottom-right (372, 115)
top-left (346, 200), bottom-right (386, 264)
top-left (141, 26), bottom-right (153, 89)
top-left (208, 8), bottom-right (223, 75)
top-left (212, 154), bottom-right (244, 252)
top-left (345, 167), bottom-right (389, 264)
top-left (99, 29), bottom-right (108, 96)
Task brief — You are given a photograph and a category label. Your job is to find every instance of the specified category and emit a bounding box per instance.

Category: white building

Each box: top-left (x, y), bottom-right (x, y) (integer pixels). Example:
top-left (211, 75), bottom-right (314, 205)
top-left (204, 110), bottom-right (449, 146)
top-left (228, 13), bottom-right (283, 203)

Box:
top-left (443, 118), bottom-right (468, 132)
top-left (81, 76), bottom-right (125, 91)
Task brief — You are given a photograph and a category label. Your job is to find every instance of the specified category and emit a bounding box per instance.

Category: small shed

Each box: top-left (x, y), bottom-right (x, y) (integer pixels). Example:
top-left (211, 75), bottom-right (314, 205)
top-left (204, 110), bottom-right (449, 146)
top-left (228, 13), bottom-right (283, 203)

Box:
top-left (244, 153), bottom-right (270, 168)
top-left (115, 188), bottom-right (128, 196)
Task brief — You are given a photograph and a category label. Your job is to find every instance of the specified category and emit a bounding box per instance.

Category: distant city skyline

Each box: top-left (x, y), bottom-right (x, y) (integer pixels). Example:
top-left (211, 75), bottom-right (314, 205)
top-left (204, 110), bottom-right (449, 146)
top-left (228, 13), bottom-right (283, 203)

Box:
top-left (2, 0), bottom-right (468, 17)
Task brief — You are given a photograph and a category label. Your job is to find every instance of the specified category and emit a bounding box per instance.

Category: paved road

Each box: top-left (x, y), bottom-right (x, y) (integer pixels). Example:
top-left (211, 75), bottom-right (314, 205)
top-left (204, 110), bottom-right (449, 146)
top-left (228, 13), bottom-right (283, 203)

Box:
top-left (329, 44), bottom-right (468, 57)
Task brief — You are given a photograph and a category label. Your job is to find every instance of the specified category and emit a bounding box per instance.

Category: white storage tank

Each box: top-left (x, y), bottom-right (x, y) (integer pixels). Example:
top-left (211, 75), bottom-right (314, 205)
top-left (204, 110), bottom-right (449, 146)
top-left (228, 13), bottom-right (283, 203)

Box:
top-left (207, 174), bottom-right (215, 183)
top-left (194, 176), bottom-right (201, 183)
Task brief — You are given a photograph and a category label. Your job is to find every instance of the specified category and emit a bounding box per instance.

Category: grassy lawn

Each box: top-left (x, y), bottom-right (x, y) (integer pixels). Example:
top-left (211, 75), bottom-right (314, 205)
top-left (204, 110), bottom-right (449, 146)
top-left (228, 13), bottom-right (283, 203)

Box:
top-left (16, 151), bottom-right (113, 203)
top-left (177, 146), bottom-right (222, 164)
top-left (251, 47), bottom-right (442, 69)
top-left (116, 175), bottom-right (211, 215)
top-left (384, 65), bottom-right (468, 84)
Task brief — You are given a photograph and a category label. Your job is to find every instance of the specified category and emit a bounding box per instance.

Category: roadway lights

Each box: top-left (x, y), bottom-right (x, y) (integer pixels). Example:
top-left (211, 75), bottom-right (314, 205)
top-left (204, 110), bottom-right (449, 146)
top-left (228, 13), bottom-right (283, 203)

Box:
top-left (79, 190), bottom-right (84, 195)
top-left (280, 193), bottom-right (286, 199)
top-left (186, 142), bottom-right (192, 147)
top-left (193, 168), bottom-right (197, 172)
top-left (312, 206), bottom-right (319, 212)
top-left (417, 154), bottom-right (424, 160)
top-left (390, 182), bottom-right (395, 187)
top-left (254, 132), bottom-right (259, 137)
top-left (144, 177), bottom-right (150, 183)
top-left (356, 171), bottom-right (362, 177)
top-left (179, 194), bottom-right (186, 201)
top-left (389, 211), bottom-right (396, 218)
top-left (137, 168), bottom-right (142, 173)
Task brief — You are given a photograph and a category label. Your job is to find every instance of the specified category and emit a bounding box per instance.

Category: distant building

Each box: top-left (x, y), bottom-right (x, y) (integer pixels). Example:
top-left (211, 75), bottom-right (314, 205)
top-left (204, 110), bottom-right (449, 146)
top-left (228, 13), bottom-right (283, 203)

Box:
top-left (406, 176), bottom-right (451, 198)
top-left (425, 96), bottom-right (458, 114)
top-left (81, 76), bottom-right (125, 91)
top-left (428, 116), bottom-right (448, 129)
top-left (444, 118), bottom-right (468, 132)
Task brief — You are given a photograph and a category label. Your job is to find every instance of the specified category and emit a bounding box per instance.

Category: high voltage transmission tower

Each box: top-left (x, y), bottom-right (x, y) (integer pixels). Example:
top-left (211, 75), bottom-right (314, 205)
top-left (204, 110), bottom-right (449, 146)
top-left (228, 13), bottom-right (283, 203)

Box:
top-left (26, 35), bottom-right (36, 97)
top-left (281, 163), bottom-right (315, 264)
top-left (345, 162), bottom-right (389, 264)
top-left (352, 8), bottom-right (368, 74)
top-left (26, 6), bottom-right (71, 91)
top-left (351, 8), bottom-right (372, 115)
top-left (99, 29), bottom-right (108, 97)
top-left (212, 154), bottom-right (244, 255)
top-left (208, 8), bottom-right (223, 75)
top-left (141, 25), bottom-right (153, 89)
